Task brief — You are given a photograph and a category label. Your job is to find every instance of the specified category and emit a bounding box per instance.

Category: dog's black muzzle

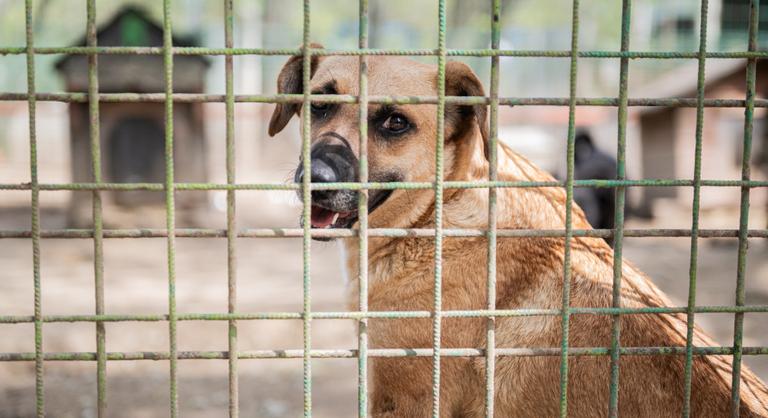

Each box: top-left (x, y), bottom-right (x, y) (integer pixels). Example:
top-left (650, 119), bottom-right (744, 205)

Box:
top-left (294, 133), bottom-right (395, 238)
top-left (294, 133), bottom-right (359, 212)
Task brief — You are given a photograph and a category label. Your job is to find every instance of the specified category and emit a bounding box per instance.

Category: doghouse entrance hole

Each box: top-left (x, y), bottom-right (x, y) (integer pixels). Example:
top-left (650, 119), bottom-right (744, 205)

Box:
top-left (108, 116), bottom-right (165, 205)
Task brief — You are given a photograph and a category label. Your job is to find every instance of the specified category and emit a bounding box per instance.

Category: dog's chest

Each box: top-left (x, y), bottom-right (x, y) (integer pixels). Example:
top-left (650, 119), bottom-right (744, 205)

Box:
top-left (361, 239), bottom-right (490, 310)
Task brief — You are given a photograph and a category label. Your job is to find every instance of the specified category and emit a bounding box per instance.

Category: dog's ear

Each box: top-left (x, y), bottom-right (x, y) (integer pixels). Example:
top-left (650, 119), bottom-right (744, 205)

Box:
top-left (268, 43), bottom-right (324, 137)
top-left (445, 61), bottom-right (489, 160)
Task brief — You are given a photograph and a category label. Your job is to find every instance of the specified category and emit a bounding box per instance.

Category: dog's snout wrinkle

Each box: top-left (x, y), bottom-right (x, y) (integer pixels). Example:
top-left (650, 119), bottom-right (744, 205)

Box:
top-left (317, 131), bottom-right (353, 151)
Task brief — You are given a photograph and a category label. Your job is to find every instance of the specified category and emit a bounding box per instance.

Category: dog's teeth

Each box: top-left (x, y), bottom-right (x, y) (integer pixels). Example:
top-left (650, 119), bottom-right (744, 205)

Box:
top-left (332, 213), bottom-right (340, 224)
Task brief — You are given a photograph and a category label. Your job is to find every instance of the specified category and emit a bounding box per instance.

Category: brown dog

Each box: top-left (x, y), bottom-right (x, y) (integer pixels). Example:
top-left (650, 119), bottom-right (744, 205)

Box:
top-left (268, 48), bottom-right (768, 417)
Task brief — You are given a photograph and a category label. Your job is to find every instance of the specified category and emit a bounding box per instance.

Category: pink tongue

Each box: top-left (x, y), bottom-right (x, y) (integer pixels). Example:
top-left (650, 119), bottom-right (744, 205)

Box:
top-left (311, 206), bottom-right (335, 228)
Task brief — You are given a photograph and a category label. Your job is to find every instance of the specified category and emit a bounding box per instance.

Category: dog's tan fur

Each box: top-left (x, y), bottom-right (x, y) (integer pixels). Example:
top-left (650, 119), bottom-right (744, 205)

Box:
top-left (270, 51), bottom-right (768, 417)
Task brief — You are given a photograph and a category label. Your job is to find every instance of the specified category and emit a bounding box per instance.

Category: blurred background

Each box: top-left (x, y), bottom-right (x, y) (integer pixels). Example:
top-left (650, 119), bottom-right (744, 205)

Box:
top-left (1, 0), bottom-right (767, 417)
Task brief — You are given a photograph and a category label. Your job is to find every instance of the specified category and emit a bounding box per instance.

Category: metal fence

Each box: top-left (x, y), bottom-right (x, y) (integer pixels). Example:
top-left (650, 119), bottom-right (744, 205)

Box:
top-left (1, 0), bottom-right (768, 417)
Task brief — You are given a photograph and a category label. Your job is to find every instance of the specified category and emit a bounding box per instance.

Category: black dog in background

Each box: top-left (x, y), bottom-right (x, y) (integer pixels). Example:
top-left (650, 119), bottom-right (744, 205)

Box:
top-left (572, 129), bottom-right (618, 245)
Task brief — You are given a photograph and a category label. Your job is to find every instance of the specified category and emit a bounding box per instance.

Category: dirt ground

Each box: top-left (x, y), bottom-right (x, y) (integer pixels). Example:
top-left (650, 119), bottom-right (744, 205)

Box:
top-left (1, 200), bottom-right (767, 418)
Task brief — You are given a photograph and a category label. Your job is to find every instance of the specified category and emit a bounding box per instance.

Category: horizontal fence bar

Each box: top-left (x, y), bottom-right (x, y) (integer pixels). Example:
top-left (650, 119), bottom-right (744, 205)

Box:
top-left (0, 228), bottom-right (766, 239)
top-left (3, 46), bottom-right (768, 59)
top-left (2, 179), bottom-right (767, 192)
top-left (1, 228), bottom-right (766, 239)
top-left (2, 346), bottom-right (767, 362)
top-left (3, 92), bottom-right (768, 108)
top-left (2, 305), bottom-right (768, 324)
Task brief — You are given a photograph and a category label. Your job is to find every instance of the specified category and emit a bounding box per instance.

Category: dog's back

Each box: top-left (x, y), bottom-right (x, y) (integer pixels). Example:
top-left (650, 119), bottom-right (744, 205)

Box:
top-left (487, 144), bottom-right (768, 417)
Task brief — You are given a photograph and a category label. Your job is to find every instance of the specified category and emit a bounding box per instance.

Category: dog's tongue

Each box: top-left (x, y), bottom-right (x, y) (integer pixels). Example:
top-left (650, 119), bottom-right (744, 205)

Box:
top-left (311, 206), bottom-right (336, 228)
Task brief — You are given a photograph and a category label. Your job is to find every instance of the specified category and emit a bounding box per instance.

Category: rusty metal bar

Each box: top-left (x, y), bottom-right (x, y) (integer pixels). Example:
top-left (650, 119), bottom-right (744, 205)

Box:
top-left (223, 0), bottom-right (239, 416)
top-left (1, 346), bottom-right (767, 363)
top-left (8, 92), bottom-right (768, 108)
top-left (5, 45), bottom-right (768, 59)
top-left (608, 0), bottom-right (632, 415)
top-left (1, 227), bottom-right (767, 240)
top-left (24, 0), bottom-right (44, 416)
top-left (85, 0), bottom-right (107, 415)
top-left (485, 0), bottom-right (502, 415)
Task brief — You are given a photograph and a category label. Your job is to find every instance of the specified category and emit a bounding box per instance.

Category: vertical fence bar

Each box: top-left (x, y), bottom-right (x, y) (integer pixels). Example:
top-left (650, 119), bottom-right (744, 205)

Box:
top-left (730, 0), bottom-right (759, 415)
top-left (558, 0), bottom-right (580, 416)
top-left (607, 0), bottom-right (632, 416)
top-left (485, 0), bottom-right (501, 416)
top-left (357, 0), bottom-right (370, 417)
top-left (161, 0), bottom-right (179, 416)
top-left (85, 0), bottom-right (106, 416)
top-left (25, 0), bottom-right (44, 416)
top-left (301, 1), bottom-right (313, 416)
top-left (223, 0), bottom-right (239, 417)
top-left (431, 0), bottom-right (447, 417)
top-left (683, 0), bottom-right (709, 416)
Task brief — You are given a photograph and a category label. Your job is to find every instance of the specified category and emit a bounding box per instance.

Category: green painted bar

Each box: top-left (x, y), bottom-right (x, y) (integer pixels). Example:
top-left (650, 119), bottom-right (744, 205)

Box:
top-left (2, 178), bottom-right (768, 192)
top-left (731, 1), bottom-right (760, 415)
top-left (3, 178), bottom-right (768, 192)
top-left (608, 0), bottom-right (632, 416)
top-left (356, 1), bottom-right (370, 417)
top-left (1, 227), bottom-right (767, 240)
top-left (161, 0), bottom-right (179, 416)
top-left (223, 1), bottom-right (239, 417)
top-left (432, 1), bottom-right (447, 416)
top-left (558, 0), bottom-right (580, 415)
top-left (8, 92), bottom-right (768, 109)
top-left (683, 0), bottom-right (710, 416)
top-left (1, 346), bottom-right (767, 363)
top-left (85, 0), bottom-right (107, 416)
top-left (6, 45), bottom-right (768, 59)
top-left (3, 304), bottom-right (768, 325)
top-left (485, 0), bottom-right (502, 416)
top-left (24, 0), bottom-right (44, 416)
top-left (301, 2), bottom-right (313, 416)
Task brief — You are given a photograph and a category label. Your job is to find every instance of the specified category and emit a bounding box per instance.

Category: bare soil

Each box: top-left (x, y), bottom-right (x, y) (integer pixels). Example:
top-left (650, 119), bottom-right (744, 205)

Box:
top-left (1, 203), bottom-right (767, 418)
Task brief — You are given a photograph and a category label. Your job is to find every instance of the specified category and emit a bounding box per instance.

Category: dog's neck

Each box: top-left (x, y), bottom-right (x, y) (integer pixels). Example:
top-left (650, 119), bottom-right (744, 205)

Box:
top-left (342, 128), bottom-right (491, 265)
top-left (341, 128), bottom-right (590, 283)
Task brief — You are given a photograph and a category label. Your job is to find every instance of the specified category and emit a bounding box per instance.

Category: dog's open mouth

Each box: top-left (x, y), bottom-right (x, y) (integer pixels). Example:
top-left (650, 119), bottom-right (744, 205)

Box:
top-left (309, 190), bottom-right (393, 230)
top-left (310, 206), bottom-right (356, 229)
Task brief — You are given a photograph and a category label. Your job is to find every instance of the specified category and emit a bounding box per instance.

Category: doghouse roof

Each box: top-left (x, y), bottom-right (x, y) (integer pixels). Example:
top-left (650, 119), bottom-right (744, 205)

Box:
top-left (636, 59), bottom-right (768, 116)
top-left (55, 6), bottom-right (208, 71)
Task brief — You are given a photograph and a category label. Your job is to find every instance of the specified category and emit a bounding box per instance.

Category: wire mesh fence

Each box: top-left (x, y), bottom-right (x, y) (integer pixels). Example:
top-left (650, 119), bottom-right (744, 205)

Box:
top-left (0, 0), bottom-right (767, 417)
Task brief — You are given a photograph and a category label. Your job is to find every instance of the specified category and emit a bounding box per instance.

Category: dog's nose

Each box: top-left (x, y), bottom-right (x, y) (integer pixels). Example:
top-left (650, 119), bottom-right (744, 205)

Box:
top-left (294, 158), bottom-right (338, 201)
top-left (295, 134), bottom-right (358, 205)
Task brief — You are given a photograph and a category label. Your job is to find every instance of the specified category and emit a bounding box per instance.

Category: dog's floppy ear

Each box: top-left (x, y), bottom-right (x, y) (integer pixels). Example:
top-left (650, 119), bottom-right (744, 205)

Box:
top-left (445, 61), bottom-right (489, 160)
top-left (268, 43), bottom-right (324, 137)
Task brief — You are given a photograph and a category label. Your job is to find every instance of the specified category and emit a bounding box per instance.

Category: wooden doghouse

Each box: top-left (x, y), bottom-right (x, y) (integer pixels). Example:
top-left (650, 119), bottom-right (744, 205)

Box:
top-left (636, 59), bottom-right (768, 217)
top-left (56, 7), bottom-right (209, 227)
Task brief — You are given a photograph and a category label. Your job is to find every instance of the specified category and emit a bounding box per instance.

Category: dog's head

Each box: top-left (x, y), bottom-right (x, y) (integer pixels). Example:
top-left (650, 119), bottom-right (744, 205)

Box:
top-left (269, 45), bottom-right (488, 235)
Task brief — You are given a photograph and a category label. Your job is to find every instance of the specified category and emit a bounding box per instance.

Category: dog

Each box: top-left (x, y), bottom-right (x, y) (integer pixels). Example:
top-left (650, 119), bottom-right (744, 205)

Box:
top-left (573, 129), bottom-right (617, 232)
top-left (268, 46), bottom-right (768, 417)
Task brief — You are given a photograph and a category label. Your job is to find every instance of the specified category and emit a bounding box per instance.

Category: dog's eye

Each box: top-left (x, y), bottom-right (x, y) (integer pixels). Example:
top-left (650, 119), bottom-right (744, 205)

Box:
top-left (310, 102), bottom-right (330, 116)
top-left (380, 114), bottom-right (411, 135)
